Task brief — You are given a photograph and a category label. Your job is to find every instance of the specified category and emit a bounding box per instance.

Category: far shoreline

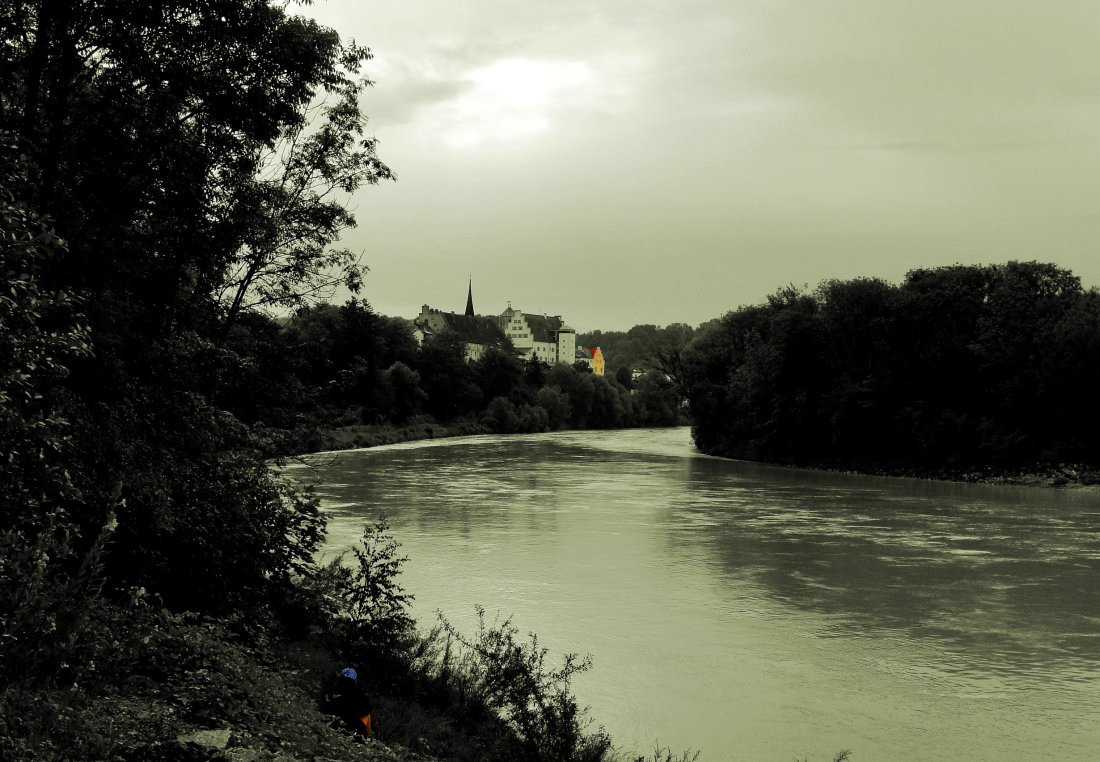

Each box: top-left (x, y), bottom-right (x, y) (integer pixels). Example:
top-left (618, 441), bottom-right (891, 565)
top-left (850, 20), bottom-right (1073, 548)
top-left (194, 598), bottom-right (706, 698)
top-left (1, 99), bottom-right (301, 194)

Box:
top-left (288, 422), bottom-right (1100, 491)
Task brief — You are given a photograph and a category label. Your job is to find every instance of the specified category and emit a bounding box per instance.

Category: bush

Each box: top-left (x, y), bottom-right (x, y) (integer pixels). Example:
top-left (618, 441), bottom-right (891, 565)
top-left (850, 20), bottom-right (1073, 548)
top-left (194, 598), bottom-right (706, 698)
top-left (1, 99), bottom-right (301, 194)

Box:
top-left (0, 511), bottom-right (115, 690)
top-left (436, 607), bottom-right (613, 762)
top-left (324, 516), bottom-right (417, 688)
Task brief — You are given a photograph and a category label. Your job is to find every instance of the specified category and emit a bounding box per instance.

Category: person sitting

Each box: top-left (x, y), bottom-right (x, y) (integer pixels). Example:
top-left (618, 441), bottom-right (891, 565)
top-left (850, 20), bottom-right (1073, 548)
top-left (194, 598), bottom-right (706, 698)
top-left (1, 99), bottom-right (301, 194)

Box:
top-left (321, 667), bottom-right (373, 737)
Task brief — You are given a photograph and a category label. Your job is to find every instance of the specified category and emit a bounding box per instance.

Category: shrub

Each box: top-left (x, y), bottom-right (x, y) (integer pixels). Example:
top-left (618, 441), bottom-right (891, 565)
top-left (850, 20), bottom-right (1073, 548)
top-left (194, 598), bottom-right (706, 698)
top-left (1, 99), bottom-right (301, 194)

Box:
top-left (437, 607), bottom-right (613, 762)
top-left (326, 516), bottom-right (416, 686)
top-left (0, 511), bottom-right (115, 689)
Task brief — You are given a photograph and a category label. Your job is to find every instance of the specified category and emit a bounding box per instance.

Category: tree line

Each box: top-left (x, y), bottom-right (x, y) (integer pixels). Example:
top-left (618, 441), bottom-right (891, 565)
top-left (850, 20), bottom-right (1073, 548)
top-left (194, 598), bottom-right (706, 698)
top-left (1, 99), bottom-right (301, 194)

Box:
top-left (578, 322), bottom-right (697, 385)
top-left (227, 301), bottom-right (686, 450)
top-left (680, 262), bottom-right (1100, 474)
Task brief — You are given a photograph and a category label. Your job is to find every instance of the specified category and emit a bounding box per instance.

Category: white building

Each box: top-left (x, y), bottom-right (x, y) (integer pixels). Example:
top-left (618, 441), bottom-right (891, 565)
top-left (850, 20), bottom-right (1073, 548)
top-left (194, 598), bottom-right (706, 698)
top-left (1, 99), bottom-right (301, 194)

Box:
top-left (413, 298), bottom-right (577, 367)
top-left (498, 305), bottom-right (576, 366)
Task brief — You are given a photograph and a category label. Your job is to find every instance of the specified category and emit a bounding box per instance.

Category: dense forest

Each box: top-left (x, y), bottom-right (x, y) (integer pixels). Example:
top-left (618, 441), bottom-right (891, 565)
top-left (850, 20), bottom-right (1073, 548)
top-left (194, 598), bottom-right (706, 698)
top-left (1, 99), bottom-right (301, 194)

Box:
top-left (680, 262), bottom-right (1100, 477)
top-left (2, 3), bottom-right (682, 760)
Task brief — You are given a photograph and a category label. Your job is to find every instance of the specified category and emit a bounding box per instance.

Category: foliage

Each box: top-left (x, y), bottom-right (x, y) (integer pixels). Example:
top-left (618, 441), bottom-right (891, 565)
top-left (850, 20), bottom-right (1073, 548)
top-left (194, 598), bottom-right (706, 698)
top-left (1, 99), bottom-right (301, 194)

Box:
top-left (0, 135), bottom-right (90, 532)
top-left (1, 1), bottom-right (391, 337)
top-left (628, 746), bottom-right (701, 762)
top-left (215, 44), bottom-right (394, 335)
top-left (482, 396), bottom-right (550, 434)
top-left (415, 331), bottom-right (484, 421)
top-left (0, 0), bottom-right (372, 697)
top-left (341, 517), bottom-right (415, 636)
top-left (0, 137), bottom-right (118, 692)
top-left (208, 295), bottom-right (690, 443)
top-left (578, 324), bottom-right (696, 376)
top-left (435, 608), bottom-right (613, 762)
top-left (325, 516), bottom-right (416, 682)
top-left (383, 361), bottom-right (428, 424)
top-left (0, 512), bottom-right (115, 690)
top-left (681, 262), bottom-right (1100, 472)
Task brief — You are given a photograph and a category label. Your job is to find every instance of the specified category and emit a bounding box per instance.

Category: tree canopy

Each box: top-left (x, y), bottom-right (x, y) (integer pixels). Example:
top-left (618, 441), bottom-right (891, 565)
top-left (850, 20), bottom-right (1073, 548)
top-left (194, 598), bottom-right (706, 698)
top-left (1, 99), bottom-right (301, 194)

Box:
top-left (680, 262), bottom-right (1100, 472)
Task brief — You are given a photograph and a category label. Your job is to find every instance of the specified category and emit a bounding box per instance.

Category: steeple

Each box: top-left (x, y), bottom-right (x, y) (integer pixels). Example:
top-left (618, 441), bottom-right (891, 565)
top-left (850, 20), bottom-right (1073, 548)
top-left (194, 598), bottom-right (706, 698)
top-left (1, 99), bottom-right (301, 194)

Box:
top-left (465, 276), bottom-right (475, 316)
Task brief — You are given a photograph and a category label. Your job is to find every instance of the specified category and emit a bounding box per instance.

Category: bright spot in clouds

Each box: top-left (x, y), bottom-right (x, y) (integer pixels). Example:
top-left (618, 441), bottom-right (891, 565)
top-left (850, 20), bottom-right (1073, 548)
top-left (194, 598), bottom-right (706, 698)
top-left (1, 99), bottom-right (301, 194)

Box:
top-left (439, 58), bottom-right (596, 148)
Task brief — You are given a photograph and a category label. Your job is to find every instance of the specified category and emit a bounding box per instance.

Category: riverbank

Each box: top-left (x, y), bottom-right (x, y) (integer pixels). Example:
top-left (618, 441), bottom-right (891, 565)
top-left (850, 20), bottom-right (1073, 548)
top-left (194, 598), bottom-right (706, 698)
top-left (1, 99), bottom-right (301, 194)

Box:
top-left (300, 423), bottom-right (1100, 491)
top-left (8, 595), bottom-right (656, 762)
top-left (290, 420), bottom-right (491, 455)
top-left (4, 525), bottom-right (683, 762)
top-left (3, 603), bottom-right (440, 762)
top-left (816, 461), bottom-right (1100, 490)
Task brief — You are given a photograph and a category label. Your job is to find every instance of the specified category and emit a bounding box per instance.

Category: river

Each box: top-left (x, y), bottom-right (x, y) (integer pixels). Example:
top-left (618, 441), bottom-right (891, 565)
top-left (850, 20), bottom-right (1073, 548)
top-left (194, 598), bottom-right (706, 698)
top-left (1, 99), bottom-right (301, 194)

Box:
top-left (287, 427), bottom-right (1100, 761)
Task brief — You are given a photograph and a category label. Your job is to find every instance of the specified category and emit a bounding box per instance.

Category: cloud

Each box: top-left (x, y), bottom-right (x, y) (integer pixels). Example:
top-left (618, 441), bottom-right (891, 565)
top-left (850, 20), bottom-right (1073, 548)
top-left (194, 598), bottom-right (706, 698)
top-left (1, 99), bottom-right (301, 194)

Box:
top-left (429, 58), bottom-right (597, 148)
top-left (307, 0), bottom-right (1100, 331)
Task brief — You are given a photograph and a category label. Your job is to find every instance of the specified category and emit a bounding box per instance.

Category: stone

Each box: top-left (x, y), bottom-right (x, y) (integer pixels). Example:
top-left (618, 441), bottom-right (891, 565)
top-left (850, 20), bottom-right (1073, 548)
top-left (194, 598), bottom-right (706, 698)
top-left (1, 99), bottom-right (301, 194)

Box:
top-left (178, 728), bottom-right (232, 750)
top-left (226, 749), bottom-right (267, 762)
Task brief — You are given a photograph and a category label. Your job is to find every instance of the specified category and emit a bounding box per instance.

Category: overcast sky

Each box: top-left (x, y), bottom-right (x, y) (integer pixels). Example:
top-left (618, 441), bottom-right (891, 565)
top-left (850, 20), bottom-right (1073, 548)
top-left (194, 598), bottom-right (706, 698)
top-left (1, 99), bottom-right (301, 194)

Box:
top-left (303, 0), bottom-right (1100, 332)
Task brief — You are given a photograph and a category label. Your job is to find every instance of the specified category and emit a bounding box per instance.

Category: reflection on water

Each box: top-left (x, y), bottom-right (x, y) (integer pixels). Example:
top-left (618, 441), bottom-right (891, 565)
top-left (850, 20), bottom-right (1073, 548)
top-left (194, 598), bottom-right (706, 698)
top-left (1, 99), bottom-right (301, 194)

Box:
top-left (677, 456), bottom-right (1100, 681)
top-left (287, 428), bottom-right (1100, 761)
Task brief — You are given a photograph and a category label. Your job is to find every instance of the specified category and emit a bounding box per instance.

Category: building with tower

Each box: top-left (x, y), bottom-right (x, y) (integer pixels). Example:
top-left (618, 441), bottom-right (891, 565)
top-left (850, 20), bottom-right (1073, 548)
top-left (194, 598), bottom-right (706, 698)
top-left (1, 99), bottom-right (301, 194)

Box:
top-left (413, 283), bottom-right (579, 367)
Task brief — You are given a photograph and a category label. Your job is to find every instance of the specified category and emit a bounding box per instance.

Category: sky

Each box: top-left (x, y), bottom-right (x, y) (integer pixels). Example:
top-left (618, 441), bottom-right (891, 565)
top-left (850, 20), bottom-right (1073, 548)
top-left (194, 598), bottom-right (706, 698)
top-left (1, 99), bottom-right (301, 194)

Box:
top-left (302, 0), bottom-right (1100, 332)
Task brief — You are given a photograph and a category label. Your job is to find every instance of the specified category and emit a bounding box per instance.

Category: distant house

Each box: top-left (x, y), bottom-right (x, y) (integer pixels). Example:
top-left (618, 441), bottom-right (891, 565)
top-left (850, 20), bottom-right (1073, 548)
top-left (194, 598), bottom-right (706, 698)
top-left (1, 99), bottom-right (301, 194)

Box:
top-left (575, 346), bottom-right (605, 376)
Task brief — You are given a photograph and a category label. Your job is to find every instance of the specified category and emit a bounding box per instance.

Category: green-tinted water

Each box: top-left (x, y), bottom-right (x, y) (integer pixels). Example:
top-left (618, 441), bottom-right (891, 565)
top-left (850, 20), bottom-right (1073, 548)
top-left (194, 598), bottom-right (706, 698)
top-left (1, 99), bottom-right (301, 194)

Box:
top-left (288, 427), bottom-right (1100, 760)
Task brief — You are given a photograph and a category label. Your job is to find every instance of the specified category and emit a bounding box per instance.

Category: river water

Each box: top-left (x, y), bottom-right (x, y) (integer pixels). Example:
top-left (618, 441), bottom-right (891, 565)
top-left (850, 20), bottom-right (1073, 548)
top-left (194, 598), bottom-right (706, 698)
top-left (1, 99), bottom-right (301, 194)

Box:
top-left (288, 427), bottom-right (1100, 761)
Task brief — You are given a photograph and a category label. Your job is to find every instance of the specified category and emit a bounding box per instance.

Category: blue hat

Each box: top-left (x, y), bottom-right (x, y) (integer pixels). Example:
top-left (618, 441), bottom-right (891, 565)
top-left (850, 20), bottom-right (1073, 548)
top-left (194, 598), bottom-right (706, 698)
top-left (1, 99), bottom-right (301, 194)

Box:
top-left (340, 667), bottom-right (358, 680)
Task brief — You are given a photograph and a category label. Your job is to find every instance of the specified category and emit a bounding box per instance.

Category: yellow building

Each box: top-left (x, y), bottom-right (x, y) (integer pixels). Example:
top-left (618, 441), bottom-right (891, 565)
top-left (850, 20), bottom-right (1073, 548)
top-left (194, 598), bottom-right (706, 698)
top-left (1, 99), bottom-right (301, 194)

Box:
top-left (576, 346), bottom-right (605, 375)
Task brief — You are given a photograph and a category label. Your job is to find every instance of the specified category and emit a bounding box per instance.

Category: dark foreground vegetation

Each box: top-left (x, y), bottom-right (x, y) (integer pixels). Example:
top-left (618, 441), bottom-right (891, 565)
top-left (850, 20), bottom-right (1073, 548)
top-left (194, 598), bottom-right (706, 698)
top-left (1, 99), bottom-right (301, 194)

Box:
top-left (680, 263), bottom-right (1100, 482)
top-left (0, 2), bottom-right (702, 760)
top-left (3, 514), bottom-right (677, 761)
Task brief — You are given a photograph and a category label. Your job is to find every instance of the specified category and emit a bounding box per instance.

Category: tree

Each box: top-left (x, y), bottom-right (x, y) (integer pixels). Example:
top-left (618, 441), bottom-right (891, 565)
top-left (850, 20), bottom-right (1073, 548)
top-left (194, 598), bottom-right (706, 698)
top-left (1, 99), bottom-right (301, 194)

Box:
top-left (416, 332), bottom-right (482, 421)
top-left (633, 371), bottom-right (681, 427)
top-left (215, 50), bottom-right (394, 335)
top-left (683, 264), bottom-right (1100, 472)
top-left (472, 346), bottom-right (524, 403)
top-left (0, 136), bottom-right (90, 532)
top-left (382, 361), bottom-right (427, 424)
top-left (335, 516), bottom-right (414, 656)
top-left (0, 2), bottom-right (383, 616)
top-left (1, 1), bottom-right (391, 341)
top-left (536, 386), bottom-right (571, 430)
top-left (614, 366), bottom-right (633, 390)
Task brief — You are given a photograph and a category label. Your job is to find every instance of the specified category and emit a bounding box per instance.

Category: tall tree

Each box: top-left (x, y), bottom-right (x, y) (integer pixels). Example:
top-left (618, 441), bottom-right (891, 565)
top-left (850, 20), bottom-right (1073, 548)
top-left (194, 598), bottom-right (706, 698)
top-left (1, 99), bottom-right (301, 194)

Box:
top-left (215, 50), bottom-right (393, 336)
top-left (1, 0), bottom-right (391, 339)
top-left (0, 1), bottom-right (386, 613)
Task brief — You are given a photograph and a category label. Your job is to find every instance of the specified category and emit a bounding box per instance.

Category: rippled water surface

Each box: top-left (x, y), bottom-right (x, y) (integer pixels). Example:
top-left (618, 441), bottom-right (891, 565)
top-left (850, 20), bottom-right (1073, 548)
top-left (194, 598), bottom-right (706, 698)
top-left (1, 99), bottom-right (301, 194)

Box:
top-left (286, 428), bottom-right (1100, 761)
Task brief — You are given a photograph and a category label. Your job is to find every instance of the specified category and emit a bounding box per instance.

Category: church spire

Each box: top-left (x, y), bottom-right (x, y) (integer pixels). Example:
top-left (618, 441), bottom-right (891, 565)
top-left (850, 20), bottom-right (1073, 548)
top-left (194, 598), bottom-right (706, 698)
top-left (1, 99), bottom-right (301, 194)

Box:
top-left (465, 276), bottom-right (475, 316)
